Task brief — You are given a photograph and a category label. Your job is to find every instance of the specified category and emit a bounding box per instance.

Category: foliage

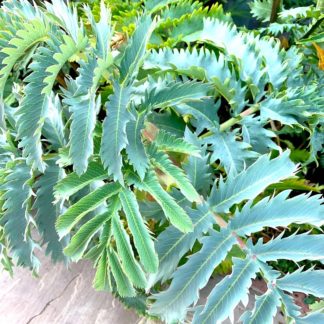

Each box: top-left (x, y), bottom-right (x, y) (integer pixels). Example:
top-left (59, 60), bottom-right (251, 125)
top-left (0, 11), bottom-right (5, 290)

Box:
top-left (0, 0), bottom-right (323, 323)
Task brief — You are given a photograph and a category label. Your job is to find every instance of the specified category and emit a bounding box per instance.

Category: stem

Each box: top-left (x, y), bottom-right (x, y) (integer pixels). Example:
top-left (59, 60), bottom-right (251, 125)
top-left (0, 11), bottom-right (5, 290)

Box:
top-left (317, 0), bottom-right (324, 11)
top-left (199, 103), bottom-right (260, 139)
top-left (270, 0), bottom-right (281, 23)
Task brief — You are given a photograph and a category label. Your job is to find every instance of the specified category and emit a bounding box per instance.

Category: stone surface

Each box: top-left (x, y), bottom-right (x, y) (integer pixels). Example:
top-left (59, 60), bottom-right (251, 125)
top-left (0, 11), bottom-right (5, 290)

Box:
top-left (0, 256), bottom-right (139, 324)
top-left (0, 254), bottom-right (285, 324)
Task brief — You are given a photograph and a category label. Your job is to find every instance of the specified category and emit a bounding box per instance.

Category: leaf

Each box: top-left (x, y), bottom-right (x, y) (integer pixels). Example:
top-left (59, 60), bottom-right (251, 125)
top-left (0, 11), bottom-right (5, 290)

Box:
top-left (248, 233), bottom-right (324, 262)
top-left (154, 129), bottom-right (200, 156)
top-left (64, 210), bottom-right (112, 262)
top-left (147, 145), bottom-right (200, 202)
top-left (148, 204), bottom-right (215, 287)
top-left (141, 80), bottom-right (211, 110)
top-left (42, 94), bottom-right (66, 149)
top-left (63, 57), bottom-right (100, 175)
top-left (56, 182), bottom-right (121, 238)
top-left (208, 151), bottom-right (297, 213)
top-left (0, 19), bottom-right (49, 95)
top-left (42, 33), bottom-right (88, 94)
top-left (229, 190), bottom-right (324, 236)
top-left (1, 163), bottom-right (39, 270)
top-left (84, 1), bottom-right (112, 59)
top-left (277, 269), bottom-right (324, 298)
top-left (119, 15), bottom-right (155, 83)
top-left (100, 82), bottom-right (133, 184)
top-left (125, 110), bottom-right (149, 179)
top-left (108, 249), bottom-right (136, 297)
top-left (15, 45), bottom-right (56, 172)
top-left (112, 213), bottom-right (147, 288)
top-left (119, 188), bottom-right (158, 273)
top-left (145, 48), bottom-right (247, 113)
top-left (129, 170), bottom-right (193, 233)
top-left (205, 129), bottom-right (259, 174)
top-left (33, 159), bottom-right (68, 263)
top-left (175, 99), bottom-right (220, 135)
top-left (241, 115), bottom-right (279, 154)
top-left (241, 288), bottom-right (281, 324)
top-left (93, 248), bottom-right (110, 291)
top-left (183, 129), bottom-right (212, 196)
top-left (249, 0), bottom-right (273, 22)
top-left (192, 257), bottom-right (259, 324)
top-left (54, 161), bottom-right (107, 200)
top-left (149, 228), bottom-right (236, 322)
top-left (148, 110), bottom-right (186, 137)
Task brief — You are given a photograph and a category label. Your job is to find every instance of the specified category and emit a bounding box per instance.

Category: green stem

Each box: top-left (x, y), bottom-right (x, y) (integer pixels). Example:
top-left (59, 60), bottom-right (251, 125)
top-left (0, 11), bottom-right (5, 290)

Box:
top-left (199, 103), bottom-right (260, 139)
top-left (317, 0), bottom-right (324, 11)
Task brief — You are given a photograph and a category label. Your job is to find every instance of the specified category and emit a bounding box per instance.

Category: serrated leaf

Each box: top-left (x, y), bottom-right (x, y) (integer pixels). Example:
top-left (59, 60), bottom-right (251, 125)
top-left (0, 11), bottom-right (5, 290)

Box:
top-left (119, 15), bottom-right (155, 82)
top-left (147, 145), bottom-right (200, 202)
top-left (93, 248), bottom-right (111, 291)
top-left (277, 269), bottom-right (324, 298)
top-left (2, 163), bottom-right (39, 269)
top-left (33, 159), bottom-right (67, 263)
top-left (112, 213), bottom-right (147, 288)
top-left (241, 288), bottom-right (281, 324)
top-left (0, 19), bottom-right (49, 95)
top-left (125, 110), bottom-right (149, 179)
top-left (205, 129), bottom-right (259, 174)
top-left (63, 57), bottom-right (100, 175)
top-left (56, 182), bottom-right (121, 238)
top-left (249, 233), bottom-right (324, 262)
top-left (193, 257), bottom-right (259, 324)
top-left (54, 161), bottom-right (107, 200)
top-left (141, 80), bottom-right (211, 110)
top-left (148, 204), bottom-right (215, 287)
top-left (64, 210), bottom-right (112, 262)
top-left (119, 188), bottom-right (158, 273)
top-left (42, 33), bottom-right (88, 94)
top-left (129, 170), bottom-right (193, 233)
top-left (108, 249), bottom-right (136, 297)
top-left (208, 151), bottom-right (297, 213)
top-left (100, 82), bottom-right (133, 184)
top-left (154, 129), bottom-right (200, 156)
top-left (149, 228), bottom-right (236, 322)
top-left (229, 190), bottom-right (324, 236)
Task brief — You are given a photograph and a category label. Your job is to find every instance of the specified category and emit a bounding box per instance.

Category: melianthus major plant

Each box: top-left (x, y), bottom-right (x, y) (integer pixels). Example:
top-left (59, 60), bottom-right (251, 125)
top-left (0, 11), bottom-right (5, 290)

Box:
top-left (0, 0), bottom-right (323, 323)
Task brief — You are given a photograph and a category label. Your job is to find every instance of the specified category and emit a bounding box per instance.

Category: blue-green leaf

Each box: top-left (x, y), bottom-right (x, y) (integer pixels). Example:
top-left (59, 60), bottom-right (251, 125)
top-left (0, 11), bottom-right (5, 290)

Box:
top-left (193, 257), bottom-right (259, 324)
top-left (208, 151), bottom-right (297, 213)
top-left (149, 228), bottom-right (236, 322)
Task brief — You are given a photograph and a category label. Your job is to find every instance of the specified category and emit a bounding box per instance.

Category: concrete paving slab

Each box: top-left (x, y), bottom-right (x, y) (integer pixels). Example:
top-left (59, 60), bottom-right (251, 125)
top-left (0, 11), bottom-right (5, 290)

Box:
top-left (0, 253), bottom-right (285, 324)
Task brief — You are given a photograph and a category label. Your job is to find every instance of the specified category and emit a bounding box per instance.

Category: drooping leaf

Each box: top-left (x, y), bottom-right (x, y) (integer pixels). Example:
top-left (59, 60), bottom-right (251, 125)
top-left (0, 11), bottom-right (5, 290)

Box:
top-left (1, 163), bottom-right (39, 269)
top-left (108, 248), bottom-right (136, 297)
top-left (33, 159), bottom-right (68, 263)
top-left (119, 188), bottom-right (158, 273)
top-left (125, 109), bottom-right (149, 180)
top-left (128, 170), bottom-right (193, 233)
top-left (54, 161), bottom-right (107, 200)
top-left (56, 182), bottom-right (121, 238)
top-left (147, 144), bottom-right (200, 202)
top-left (154, 129), bottom-right (200, 156)
top-left (112, 213), bottom-right (147, 288)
